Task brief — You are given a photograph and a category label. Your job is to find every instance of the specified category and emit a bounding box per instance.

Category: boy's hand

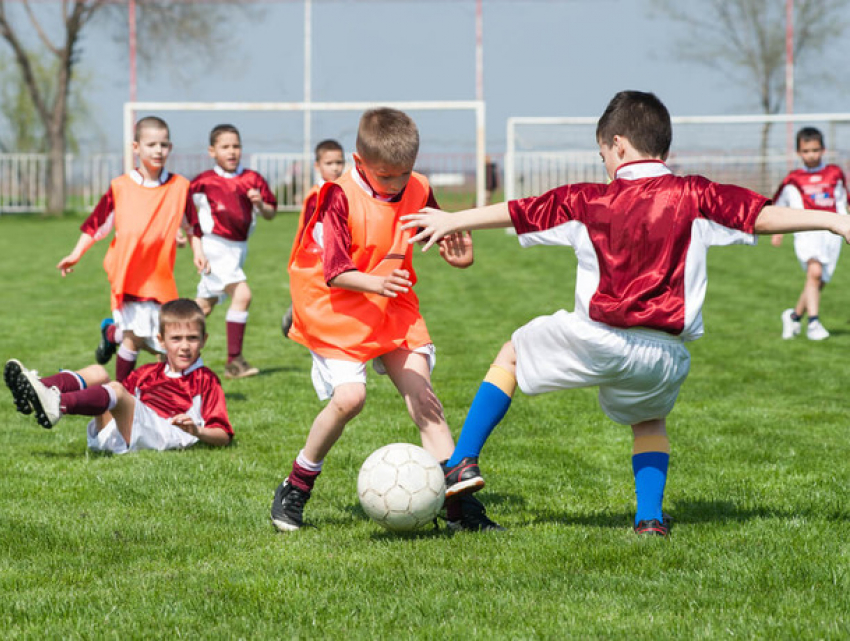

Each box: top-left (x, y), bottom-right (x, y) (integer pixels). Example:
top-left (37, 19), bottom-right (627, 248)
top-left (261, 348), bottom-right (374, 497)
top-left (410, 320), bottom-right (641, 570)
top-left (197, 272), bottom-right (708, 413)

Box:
top-left (376, 269), bottom-right (412, 298)
top-left (171, 414), bottom-right (201, 436)
top-left (176, 228), bottom-right (188, 248)
top-left (56, 254), bottom-right (80, 277)
top-left (247, 188), bottom-right (264, 207)
top-left (771, 234), bottom-right (783, 247)
top-left (438, 231), bottom-right (473, 268)
top-left (401, 208), bottom-right (456, 251)
top-left (194, 253), bottom-right (210, 275)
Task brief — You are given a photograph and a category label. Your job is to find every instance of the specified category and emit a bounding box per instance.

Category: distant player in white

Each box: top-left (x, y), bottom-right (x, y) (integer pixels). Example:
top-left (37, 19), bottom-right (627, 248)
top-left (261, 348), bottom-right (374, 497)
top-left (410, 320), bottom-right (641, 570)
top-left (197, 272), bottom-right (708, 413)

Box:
top-left (772, 127), bottom-right (849, 341)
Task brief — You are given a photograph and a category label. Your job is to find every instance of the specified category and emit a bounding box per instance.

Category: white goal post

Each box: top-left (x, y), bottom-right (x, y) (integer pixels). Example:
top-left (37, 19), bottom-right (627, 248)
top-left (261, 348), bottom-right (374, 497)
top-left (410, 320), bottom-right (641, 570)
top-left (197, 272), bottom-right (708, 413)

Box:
top-left (505, 112), bottom-right (850, 201)
top-left (124, 101), bottom-right (488, 208)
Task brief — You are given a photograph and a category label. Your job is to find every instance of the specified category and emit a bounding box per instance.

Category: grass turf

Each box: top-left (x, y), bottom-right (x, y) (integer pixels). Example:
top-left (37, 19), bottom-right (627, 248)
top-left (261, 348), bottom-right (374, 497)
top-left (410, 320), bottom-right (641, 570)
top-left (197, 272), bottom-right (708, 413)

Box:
top-left (0, 212), bottom-right (848, 638)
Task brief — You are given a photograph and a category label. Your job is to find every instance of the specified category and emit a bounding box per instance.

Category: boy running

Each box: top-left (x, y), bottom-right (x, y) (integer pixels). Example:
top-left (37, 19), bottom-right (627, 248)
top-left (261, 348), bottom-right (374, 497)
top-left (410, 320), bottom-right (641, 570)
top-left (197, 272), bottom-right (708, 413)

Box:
top-left (772, 127), bottom-right (848, 340)
top-left (191, 124), bottom-right (278, 378)
top-left (271, 108), bottom-right (501, 533)
top-left (5, 299), bottom-right (232, 454)
top-left (58, 116), bottom-right (207, 383)
top-left (402, 91), bottom-right (850, 537)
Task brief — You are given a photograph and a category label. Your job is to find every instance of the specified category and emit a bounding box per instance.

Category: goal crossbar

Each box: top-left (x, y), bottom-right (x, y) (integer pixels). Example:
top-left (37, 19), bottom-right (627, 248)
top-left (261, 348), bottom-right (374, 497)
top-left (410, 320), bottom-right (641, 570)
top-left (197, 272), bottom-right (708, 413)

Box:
top-left (124, 100), bottom-right (487, 207)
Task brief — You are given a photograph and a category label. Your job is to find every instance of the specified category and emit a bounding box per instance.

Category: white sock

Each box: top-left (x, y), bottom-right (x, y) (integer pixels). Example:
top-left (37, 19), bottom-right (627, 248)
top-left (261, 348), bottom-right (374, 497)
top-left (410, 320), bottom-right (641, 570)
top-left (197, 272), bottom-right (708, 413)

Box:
top-left (296, 450), bottom-right (324, 472)
top-left (226, 309), bottom-right (249, 324)
top-left (117, 345), bottom-right (138, 361)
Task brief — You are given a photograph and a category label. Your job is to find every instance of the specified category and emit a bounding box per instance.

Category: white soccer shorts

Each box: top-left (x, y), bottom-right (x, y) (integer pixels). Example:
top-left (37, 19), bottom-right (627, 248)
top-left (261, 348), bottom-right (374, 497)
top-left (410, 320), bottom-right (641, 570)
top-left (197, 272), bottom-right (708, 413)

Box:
top-left (86, 398), bottom-right (200, 454)
top-left (793, 230), bottom-right (843, 282)
top-left (113, 301), bottom-right (163, 353)
top-left (512, 310), bottom-right (691, 425)
top-left (309, 344), bottom-right (436, 401)
top-left (197, 234), bottom-right (248, 301)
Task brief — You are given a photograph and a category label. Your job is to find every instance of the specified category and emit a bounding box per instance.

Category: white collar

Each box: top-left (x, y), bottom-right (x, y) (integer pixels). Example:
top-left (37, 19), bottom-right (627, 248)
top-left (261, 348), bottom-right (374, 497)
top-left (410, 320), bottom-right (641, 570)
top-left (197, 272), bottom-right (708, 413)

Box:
top-left (614, 160), bottom-right (672, 181)
top-left (164, 358), bottom-right (204, 378)
top-left (351, 167), bottom-right (397, 202)
top-left (804, 163), bottom-right (826, 173)
top-left (130, 168), bottom-right (170, 187)
top-left (214, 164), bottom-right (245, 178)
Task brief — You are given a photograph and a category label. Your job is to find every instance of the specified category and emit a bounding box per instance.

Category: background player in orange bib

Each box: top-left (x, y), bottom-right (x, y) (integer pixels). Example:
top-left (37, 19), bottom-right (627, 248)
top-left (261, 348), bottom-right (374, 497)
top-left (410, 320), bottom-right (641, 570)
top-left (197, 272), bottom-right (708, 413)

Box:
top-left (271, 108), bottom-right (502, 533)
top-left (190, 124), bottom-right (278, 379)
top-left (56, 116), bottom-right (207, 383)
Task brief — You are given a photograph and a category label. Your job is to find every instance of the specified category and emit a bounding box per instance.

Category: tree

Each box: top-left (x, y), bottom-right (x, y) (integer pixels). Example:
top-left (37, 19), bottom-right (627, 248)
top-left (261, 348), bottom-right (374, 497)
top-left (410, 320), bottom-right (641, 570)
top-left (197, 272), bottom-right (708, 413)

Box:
top-left (0, 1), bottom-right (251, 214)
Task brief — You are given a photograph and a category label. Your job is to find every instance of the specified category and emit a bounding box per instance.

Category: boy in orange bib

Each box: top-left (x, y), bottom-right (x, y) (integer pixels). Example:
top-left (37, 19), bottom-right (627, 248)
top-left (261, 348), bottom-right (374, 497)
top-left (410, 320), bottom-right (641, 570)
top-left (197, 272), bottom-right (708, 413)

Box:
top-left (271, 108), bottom-right (502, 533)
top-left (57, 117), bottom-right (208, 383)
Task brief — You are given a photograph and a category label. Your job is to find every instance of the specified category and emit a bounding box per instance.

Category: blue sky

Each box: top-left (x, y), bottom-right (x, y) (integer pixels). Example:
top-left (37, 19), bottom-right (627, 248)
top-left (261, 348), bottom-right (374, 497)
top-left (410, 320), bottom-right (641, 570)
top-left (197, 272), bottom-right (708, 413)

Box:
top-left (10, 0), bottom-right (850, 155)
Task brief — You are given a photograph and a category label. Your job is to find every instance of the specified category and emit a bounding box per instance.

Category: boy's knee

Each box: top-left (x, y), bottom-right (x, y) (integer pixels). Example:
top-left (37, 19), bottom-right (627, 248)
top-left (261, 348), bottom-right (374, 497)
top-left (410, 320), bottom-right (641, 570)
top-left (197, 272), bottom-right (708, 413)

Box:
top-left (331, 384), bottom-right (366, 418)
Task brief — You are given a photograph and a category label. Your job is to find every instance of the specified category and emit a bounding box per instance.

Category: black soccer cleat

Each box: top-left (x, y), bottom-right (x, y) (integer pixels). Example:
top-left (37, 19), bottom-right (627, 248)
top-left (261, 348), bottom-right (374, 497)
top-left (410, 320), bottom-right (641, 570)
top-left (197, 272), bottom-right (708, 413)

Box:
top-left (634, 514), bottom-right (673, 537)
top-left (270, 478), bottom-right (311, 532)
top-left (442, 456), bottom-right (485, 499)
top-left (445, 494), bottom-right (505, 532)
top-left (95, 318), bottom-right (117, 365)
top-left (4, 359), bottom-right (32, 415)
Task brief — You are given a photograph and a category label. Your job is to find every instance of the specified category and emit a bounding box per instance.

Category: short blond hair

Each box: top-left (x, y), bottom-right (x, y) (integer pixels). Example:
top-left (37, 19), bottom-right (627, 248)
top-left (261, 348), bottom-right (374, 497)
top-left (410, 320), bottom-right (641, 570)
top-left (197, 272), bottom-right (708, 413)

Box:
top-left (159, 298), bottom-right (206, 336)
top-left (134, 116), bottom-right (170, 143)
top-left (356, 108), bottom-right (419, 167)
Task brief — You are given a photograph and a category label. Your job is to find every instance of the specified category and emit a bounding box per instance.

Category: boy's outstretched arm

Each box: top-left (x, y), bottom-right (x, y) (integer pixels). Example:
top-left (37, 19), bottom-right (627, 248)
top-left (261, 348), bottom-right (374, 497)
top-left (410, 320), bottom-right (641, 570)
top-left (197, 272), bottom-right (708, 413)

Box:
top-left (754, 205), bottom-right (850, 242)
top-left (330, 269), bottom-right (413, 298)
top-left (56, 233), bottom-right (96, 277)
top-left (401, 203), bottom-right (513, 251)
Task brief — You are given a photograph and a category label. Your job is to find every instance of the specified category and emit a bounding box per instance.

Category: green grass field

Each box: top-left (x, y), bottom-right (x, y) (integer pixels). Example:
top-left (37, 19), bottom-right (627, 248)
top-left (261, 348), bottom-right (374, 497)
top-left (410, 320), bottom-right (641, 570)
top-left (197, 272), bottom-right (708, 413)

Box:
top-left (1, 212), bottom-right (848, 639)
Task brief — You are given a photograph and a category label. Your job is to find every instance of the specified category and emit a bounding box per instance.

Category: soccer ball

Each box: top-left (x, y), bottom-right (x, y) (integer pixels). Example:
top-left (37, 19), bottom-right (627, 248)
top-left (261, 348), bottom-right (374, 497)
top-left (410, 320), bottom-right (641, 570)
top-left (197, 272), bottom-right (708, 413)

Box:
top-left (357, 443), bottom-right (446, 532)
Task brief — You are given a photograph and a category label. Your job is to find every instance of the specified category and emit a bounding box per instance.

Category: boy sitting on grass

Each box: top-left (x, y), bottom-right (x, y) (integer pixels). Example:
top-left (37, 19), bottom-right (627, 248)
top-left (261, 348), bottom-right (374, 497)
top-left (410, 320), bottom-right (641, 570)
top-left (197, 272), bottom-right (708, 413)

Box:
top-left (4, 299), bottom-right (232, 454)
top-left (402, 90), bottom-right (850, 536)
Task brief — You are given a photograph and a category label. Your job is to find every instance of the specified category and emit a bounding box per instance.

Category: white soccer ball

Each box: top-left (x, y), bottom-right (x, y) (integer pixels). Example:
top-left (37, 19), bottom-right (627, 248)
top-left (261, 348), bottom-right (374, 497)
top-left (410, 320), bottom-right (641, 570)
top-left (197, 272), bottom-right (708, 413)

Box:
top-left (357, 443), bottom-right (446, 532)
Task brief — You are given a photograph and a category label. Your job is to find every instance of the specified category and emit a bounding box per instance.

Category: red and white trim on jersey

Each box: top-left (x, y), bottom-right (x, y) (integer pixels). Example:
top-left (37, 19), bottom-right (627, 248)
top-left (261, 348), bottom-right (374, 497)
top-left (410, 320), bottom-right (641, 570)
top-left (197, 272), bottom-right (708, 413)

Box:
top-left (508, 161), bottom-right (768, 341)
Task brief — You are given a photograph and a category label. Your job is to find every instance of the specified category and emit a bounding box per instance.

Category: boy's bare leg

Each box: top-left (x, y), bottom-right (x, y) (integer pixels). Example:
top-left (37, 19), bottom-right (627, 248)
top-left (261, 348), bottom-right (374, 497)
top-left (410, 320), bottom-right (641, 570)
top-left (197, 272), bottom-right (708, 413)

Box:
top-left (801, 259), bottom-right (824, 318)
top-left (100, 381), bottom-right (136, 443)
top-left (631, 418), bottom-right (671, 534)
top-left (302, 382), bottom-right (366, 463)
top-left (222, 281), bottom-right (258, 377)
top-left (76, 364), bottom-right (110, 386)
top-left (224, 281), bottom-right (251, 313)
top-left (115, 331), bottom-right (146, 382)
top-left (196, 297), bottom-right (218, 316)
top-left (381, 349), bottom-right (454, 461)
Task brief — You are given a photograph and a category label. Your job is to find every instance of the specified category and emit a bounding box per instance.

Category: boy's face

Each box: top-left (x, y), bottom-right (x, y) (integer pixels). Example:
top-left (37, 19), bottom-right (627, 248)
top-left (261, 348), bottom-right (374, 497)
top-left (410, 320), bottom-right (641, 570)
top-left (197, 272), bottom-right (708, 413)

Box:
top-left (316, 149), bottom-right (345, 183)
top-left (209, 132), bottom-right (242, 173)
top-left (354, 153), bottom-right (414, 199)
top-left (159, 321), bottom-right (207, 372)
top-left (797, 138), bottom-right (825, 169)
top-left (133, 126), bottom-right (172, 176)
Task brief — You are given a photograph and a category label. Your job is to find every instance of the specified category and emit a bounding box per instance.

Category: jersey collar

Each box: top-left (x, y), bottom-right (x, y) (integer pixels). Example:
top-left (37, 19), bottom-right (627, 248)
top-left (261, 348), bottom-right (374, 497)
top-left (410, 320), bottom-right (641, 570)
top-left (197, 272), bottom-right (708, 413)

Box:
top-left (164, 358), bottom-right (204, 378)
top-left (615, 160), bottom-right (671, 181)
top-left (804, 162), bottom-right (826, 173)
top-left (351, 166), bottom-right (403, 202)
top-left (213, 164), bottom-right (245, 178)
top-left (130, 168), bottom-right (170, 187)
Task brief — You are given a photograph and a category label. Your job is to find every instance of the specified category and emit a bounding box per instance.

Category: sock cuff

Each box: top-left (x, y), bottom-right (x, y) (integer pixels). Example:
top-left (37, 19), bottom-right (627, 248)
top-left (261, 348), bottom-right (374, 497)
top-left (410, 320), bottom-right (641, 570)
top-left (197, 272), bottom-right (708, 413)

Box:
top-left (633, 434), bottom-right (670, 455)
top-left (60, 369), bottom-right (87, 390)
top-left (484, 365), bottom-right (516, 396)
top-left (226, 310), bottom-right (249, 324)
top-left (103, 384), bottom-right (118, 411)
top-left (117, 345), bottom-right (139, 361)
top-left (296, 450), bottom-right (324, 472)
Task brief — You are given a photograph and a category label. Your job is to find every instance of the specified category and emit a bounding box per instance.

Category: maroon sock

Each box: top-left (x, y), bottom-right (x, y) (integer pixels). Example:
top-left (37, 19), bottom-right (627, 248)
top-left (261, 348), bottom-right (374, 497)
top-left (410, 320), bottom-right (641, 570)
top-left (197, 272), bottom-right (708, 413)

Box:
top-left (40, 371), bottom-right (84, 393)
top-left (288, 460), bottom-right (321, 493)
top-left (115, 354), bottom-right (136, 383)
top-left (226, 321), bottom-right (247, 363)
top-left (60, 385), bottom-right (111, 416)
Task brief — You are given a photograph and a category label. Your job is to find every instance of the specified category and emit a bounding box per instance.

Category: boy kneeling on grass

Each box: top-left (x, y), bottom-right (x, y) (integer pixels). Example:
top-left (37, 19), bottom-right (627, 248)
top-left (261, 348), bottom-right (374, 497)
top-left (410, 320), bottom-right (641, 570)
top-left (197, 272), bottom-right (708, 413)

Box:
top-left (4, 299), bottom-right (232, 454)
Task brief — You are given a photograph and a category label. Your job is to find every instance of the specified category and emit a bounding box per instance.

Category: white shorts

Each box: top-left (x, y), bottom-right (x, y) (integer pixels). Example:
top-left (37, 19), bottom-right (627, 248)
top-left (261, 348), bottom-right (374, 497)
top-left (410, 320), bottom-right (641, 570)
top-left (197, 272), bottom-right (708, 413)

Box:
top-left (309, 345), bottom-right (436, 401)
top-left (794, 230), bottom-right (843, 282)
top-left (512, 310), bottom-right (691, 425)
top-left (113, 301), bottom-right (163, 353)
top-left (197, 234), bottom-right (248, 301)
top-left (86, 398), bottom-right (200, 454)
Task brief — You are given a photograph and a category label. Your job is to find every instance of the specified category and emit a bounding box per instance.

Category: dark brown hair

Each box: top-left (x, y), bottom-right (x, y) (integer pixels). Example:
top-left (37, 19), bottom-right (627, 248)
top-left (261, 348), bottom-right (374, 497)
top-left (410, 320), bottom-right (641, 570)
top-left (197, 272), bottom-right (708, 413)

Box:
top-left (596, 91), bottom-right (672, 158)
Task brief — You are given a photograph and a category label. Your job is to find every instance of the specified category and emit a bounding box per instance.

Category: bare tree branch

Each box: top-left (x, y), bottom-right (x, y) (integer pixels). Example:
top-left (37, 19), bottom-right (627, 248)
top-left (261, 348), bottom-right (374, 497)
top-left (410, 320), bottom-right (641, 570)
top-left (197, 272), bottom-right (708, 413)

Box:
top-left (21, 0), bottom-right (60, 57)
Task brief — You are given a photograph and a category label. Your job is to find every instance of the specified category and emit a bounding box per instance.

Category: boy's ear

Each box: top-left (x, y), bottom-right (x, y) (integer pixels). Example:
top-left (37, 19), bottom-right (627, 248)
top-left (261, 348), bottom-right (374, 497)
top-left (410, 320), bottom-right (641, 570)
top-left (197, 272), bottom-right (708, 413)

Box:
top-left (208, 145), bottom-right (216, 159)
top-left (157, 333), bottom-right (164, 346)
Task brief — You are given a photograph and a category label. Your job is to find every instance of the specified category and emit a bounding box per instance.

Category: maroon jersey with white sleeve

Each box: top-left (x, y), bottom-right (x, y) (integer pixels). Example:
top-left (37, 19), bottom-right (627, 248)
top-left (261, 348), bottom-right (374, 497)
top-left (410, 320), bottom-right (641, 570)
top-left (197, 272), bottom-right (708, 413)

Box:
top-left (772, 164), bottom-right (848, 212)
top-left (122, 359), bottom-right (233, 437)
top-left (190, 165), bottom-right (277, 241)
top-left (508, 161), bottom-right (768, 341)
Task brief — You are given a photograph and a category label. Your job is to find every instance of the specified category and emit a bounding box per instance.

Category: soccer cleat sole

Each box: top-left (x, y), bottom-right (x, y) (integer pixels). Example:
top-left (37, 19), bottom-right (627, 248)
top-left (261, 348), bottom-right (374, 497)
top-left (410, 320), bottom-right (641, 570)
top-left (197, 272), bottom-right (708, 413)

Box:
top-left (18, 374), bottom-right (56, 429)
top-left (270, 516), bottom-right (301, 532)
top-left (444, 476), bottom-right (485, 500)
top-left (4, 360), bottom-right (33, 415)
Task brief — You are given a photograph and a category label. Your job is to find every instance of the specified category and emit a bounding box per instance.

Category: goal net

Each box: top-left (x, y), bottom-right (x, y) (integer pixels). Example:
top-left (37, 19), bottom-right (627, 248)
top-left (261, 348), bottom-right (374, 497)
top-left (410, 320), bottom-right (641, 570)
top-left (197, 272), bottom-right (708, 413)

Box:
top-left (121, 101), bottom-right (487, 211)
top-left (505, 113), bottom-right (850, 200)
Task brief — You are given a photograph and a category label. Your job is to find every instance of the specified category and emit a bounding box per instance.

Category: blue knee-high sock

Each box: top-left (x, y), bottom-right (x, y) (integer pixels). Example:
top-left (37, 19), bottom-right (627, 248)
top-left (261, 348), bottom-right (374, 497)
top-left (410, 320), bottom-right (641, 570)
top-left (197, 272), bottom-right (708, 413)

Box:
top-left (447, 366), bottom-right (516, 467)
top-left (632, 450), bottom-right (669, 525)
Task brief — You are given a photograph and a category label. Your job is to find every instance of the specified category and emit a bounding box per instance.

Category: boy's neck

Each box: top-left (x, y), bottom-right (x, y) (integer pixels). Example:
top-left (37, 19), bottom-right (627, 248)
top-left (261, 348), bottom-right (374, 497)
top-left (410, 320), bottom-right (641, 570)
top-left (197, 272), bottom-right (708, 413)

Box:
top-left (214, 163), bottom-right (243, 178)
top-left (137, 165), bottom-right (163, 183)
top-left (164, 357), bottom-right (203, 377)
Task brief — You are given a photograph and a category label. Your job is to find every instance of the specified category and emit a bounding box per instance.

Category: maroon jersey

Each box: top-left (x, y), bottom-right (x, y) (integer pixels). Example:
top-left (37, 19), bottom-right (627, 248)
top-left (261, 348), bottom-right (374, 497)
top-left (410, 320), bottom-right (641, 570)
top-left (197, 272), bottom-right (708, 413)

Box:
top-left (319, 168), bottom-right (440, 284)
top-left (508, 161), bottom-right (768, 340)
top-left (122, 360), bottom-right (233, 437)
top-left (772, 164), bottom-right (848, 212)
top-left (81, 170), bottom-right (199, 240)
top-left (190, 166), bottom-right (277, 241)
